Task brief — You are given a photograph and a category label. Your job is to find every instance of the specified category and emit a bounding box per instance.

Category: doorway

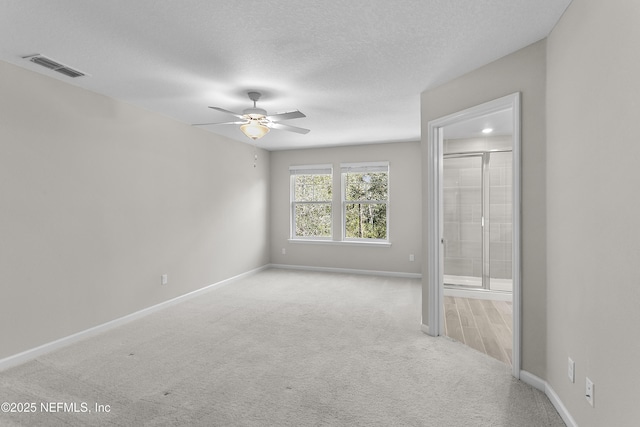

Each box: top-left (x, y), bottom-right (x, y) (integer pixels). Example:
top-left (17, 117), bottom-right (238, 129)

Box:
top-left (426, 93), bottom-right (521, 377)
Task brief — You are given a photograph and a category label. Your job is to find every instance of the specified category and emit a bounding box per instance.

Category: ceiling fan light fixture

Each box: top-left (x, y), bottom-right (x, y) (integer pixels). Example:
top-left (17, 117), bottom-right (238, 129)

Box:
top-left (240, 120), bottom-right (270, 140)
top-left (194, 91), bottom-right (309, 139)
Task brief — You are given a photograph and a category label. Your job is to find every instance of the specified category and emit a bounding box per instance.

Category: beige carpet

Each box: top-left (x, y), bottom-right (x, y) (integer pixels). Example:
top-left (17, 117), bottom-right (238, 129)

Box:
top-left (0, 269), bottom-right (564, 426)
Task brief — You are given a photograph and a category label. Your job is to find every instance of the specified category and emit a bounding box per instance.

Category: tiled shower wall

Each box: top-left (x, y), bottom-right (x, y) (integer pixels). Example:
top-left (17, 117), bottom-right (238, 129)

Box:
top-left (443, 137), bottom-right (512, 282)
top-left (488, 151), bottom-right (512, 280)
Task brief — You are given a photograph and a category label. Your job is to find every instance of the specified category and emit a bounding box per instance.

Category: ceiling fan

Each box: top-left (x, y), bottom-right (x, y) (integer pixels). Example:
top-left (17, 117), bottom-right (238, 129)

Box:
top-left (194, 91), bottom-right (310, 140)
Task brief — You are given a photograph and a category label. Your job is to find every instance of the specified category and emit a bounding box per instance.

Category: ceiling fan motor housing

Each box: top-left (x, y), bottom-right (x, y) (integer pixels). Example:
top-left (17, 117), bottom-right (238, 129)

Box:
top-left (242, 107), bottom-right (267, 118)
top-left (243, 91), bottom-right (267, 118)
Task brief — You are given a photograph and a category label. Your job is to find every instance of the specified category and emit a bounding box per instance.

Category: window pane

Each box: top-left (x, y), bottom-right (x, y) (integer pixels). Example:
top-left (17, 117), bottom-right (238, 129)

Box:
top-left (345, 172), bottom-right (388, 201)
top-left (313, 174), bottom-right (332, 200)
top-left (295, 203), bottom-right (332, 237)
top-left (294, 175), bottom-right (309, 200)
top-left (294, 174), bottom-right (332, 202)
top-left (345, 203), bottom-right (387, 239)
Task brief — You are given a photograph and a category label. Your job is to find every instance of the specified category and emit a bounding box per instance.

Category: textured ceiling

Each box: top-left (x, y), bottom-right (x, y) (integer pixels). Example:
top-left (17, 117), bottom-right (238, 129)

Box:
top-left (0, 0), bottom-right (571, 150)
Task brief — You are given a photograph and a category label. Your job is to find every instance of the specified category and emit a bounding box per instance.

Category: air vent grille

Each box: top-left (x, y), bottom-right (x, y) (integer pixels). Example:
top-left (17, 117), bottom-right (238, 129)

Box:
top-left (23, 54), bottom-right (86, 78)
top-left (54, 67), bottom-right (85, 78)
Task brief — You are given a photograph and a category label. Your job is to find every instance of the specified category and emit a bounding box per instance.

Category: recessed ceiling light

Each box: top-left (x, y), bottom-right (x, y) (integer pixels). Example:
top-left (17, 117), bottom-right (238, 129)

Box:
top-left (482, 128), bottom-right (493, 134)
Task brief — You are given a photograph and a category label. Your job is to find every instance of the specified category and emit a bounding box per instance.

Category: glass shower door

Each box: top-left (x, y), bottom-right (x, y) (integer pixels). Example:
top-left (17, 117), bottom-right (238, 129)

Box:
top-left (443, 155), bottom-right (484, 288)
top-left (488, 151), bottom-right (513, 292)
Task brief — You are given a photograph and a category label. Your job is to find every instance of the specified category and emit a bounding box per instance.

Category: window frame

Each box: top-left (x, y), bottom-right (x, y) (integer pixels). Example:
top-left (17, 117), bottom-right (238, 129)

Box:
top-left (289, 164), bottom-right (334, 241)
top-left (340, 162), bottom-right (390, 243)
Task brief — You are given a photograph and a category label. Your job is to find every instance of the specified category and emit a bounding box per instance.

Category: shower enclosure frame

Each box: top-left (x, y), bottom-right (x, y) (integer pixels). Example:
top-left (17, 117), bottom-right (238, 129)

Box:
top-left (443, 149), bottom-right (513, 291)
top-left (425, 93), bottom-right (521, 379)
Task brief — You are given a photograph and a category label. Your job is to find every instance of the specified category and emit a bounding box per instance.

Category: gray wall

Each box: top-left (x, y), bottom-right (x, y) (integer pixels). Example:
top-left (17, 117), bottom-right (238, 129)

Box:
top-left (421, 40), bottom-right (548, 377)
top-left (546, 0), bottom-right (640, 425)
top-left (270, 142), bottom-right (422, 275)
top-left (0, 60), bottom-right (270, 360)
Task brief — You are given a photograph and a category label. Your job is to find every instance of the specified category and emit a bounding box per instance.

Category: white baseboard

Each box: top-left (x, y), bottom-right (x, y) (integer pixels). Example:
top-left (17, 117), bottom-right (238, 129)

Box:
top-left (520, 370), bottom-right (578, 427)
top-left (0, 265), bottom-right (579, 427)
top-left (0, 265), bottom-right (269, 372)
top-left (269, 263), bottom-right (422, 279)
top-left (519, 370), bottom-right (546, 391)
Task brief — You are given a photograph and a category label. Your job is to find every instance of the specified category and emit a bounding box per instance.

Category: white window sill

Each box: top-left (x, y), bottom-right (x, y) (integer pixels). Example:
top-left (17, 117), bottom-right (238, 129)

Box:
top-left (288, 239), bottom-right (391, 248)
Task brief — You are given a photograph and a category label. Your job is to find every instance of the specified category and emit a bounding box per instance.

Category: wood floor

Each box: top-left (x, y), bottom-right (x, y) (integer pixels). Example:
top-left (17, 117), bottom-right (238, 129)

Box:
top-left (444, 296), bottom-right (513, 366)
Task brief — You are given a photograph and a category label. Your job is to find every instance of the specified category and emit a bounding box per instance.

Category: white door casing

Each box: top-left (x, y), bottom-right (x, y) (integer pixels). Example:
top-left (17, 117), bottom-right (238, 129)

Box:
top-left (426, 92), bottom-right (521, 378)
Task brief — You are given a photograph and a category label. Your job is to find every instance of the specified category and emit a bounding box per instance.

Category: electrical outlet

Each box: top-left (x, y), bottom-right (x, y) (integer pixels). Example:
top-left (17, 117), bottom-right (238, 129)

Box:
top-left (409, 254), bottom-right (415, 262)
top-left (568, 357), bottom-right (575, 383)
top-left (161, 274), bottom-right (168, 285)
top-left (282, 248), bottom-right (286, 255)
top-left (586, 377), bottom-right (594, 407)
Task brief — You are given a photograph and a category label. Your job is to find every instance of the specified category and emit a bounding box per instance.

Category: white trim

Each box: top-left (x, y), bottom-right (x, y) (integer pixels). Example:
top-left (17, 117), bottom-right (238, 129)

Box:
top-left (340, 238), bottom-right (390, 246)
top-left (545, 382), bottom-right (579, 427)
top-left (426, 92), bottom-right (522, 378)
top-left (340, 161), bottom-right (389, 173)
top-left (288, 236), bottom-right (334, 243)
top-left (270, 263), bottom-right (421, 279)
top-left (520, 371), bottom-right (578, 427)
top-left (0, 265), bottom-right (269, 372)
top-left (426, 125), bottom-right (443, 338)
top-left (288, 239), bottom-right (391, 247)
top-left (289, 163), bottom-right (333, 174)
top-left (512, 93), bottom-right (522, 379)
top-left (519, 370), bottom-right (546, 392)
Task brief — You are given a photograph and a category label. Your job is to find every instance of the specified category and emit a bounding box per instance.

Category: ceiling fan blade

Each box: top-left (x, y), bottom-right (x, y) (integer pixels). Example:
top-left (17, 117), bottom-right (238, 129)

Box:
top-left (266, 110), bottom-right (306, 121)
top-left (192, 120), bottom-right (247, 126)
top-left (208, 106), bottom-right (245, 119)
top-left (267, 122), bottom-right (310, 134)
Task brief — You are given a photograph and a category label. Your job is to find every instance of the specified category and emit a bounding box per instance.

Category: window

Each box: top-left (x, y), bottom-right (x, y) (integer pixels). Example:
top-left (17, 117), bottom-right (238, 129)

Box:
top-left (341, 162), bottom-right (389, 241)
top-left (290, 164), bottom-right (333, 239)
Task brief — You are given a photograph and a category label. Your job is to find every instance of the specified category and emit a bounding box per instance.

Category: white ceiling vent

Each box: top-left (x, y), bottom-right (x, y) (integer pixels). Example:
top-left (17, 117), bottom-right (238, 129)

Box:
top-left (22, 54), bottom-right (86, 78)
